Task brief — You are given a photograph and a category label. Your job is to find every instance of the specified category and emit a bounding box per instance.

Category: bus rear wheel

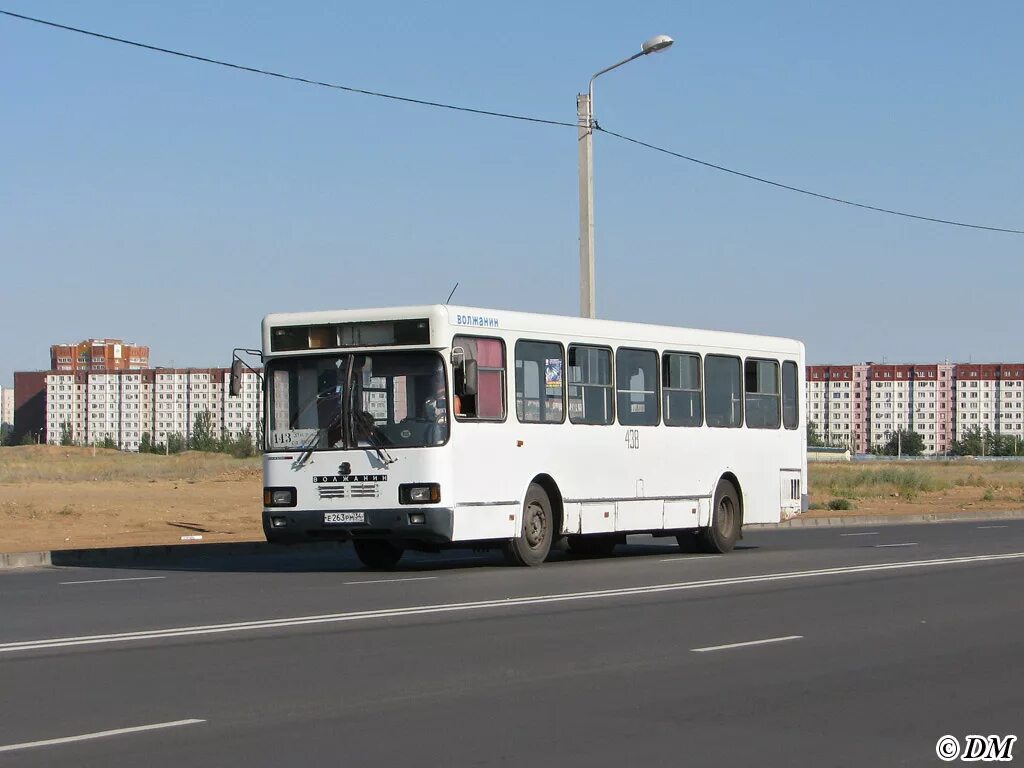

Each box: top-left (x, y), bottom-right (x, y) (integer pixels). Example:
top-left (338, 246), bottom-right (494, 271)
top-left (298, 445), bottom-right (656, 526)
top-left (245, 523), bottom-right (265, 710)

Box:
top-left (698, 480), bottom-right (741, 554)
top-left (353, 539), bottom-right (405, 570)
top-left (504, 484), bottom-right (553, 567)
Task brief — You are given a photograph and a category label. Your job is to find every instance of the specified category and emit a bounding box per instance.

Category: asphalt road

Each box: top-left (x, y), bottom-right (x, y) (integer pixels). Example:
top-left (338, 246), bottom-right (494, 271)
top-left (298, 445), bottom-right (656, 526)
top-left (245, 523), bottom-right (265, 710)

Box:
top-left (1, 521), bottom-right (1022, 767)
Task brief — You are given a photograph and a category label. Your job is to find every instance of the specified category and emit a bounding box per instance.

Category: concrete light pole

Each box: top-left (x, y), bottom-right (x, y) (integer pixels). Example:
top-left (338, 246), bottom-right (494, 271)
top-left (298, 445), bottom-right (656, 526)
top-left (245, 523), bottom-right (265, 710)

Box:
top-left (577, 34), bottom-right (673, 318)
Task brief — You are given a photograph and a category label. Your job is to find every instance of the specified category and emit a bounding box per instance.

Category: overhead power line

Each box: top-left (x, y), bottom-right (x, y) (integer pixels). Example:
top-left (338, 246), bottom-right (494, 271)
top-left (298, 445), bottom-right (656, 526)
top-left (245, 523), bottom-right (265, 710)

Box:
top-left (594, 125), bottom-right (1024, 235)
top-left (0, 9), bottom-right (575, 128)
top-left (3, 8), bottom-right (1022, 236)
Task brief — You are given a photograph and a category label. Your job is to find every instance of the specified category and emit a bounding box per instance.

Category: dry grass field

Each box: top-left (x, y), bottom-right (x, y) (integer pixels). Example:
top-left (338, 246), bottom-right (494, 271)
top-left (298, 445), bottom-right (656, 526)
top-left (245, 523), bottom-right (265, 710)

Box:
top-left (0, 445), bottom-right (262, 553)
top-left (1, 446), bottom-right (1022, 554)
top-left (809, 460), bottom-right (1024, 514)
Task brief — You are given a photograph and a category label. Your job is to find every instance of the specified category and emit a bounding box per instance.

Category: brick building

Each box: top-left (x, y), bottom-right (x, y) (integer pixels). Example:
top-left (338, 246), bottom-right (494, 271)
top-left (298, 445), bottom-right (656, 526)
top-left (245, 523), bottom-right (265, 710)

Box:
top-left (807, 362), bottom-right (1022, 455)
top-left (50, 339), bottom-right (149, 372)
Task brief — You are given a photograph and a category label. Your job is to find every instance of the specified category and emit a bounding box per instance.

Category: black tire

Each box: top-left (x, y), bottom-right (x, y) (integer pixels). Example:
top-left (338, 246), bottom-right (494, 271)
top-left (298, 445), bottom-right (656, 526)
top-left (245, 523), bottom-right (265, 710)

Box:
top-left (567, 534), bottom-right (619, 558)
top-left (353, 539), bottom-right (405, 570)
top-left (675, 530), bottom-right (700, 553)
top-left (698, 480), bottom-right (742, 554)
top-left (504, 484), bottom-right (554, 566)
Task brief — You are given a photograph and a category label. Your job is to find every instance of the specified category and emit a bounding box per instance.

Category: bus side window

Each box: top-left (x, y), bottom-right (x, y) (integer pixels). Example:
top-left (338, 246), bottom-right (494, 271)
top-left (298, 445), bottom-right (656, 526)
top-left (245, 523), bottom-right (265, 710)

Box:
top-left (453, 335), bottom-right (507, 421)
top-left (782, 360), bottom-right (799, 429)
top-left (745, 358), bottom-right (781, 429)
top-left (515, 340), bottom-right (565, 424)
top-left (568, 344), bottom-right (614, 425)
top-left (663, 352), bottom-right (703, 427)
top-left (616, 348), bottom-right (659, 426)
top-left (706, 355), bottom-right (743, 428)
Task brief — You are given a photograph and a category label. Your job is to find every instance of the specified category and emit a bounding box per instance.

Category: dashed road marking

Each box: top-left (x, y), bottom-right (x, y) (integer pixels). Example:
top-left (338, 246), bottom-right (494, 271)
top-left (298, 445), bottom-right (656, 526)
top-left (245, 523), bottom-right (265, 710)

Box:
top-left (3, 552), bottom-right (1022, 655)
top-left (692, 635), bottom-right (803, 653)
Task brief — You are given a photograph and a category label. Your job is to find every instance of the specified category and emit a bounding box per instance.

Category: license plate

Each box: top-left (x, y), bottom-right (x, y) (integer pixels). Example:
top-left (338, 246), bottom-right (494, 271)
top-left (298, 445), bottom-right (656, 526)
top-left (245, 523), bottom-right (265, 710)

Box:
top-left (324, 512), bottom-right (365, 524)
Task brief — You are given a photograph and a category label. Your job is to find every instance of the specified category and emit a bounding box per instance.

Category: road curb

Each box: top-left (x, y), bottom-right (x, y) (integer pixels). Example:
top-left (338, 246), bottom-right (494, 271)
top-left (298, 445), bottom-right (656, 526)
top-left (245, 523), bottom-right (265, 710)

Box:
top-left (0, 540), bottom-right (342, 570)
top-left (752, 509), bottom-right (1024, 529)
top-left (1, 550), bottom-right (53, 569)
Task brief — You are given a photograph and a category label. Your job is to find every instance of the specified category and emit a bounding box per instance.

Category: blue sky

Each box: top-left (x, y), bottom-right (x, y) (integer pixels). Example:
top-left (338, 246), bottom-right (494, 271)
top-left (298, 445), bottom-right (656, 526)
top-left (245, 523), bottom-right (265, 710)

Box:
top-left (2, 1), bottom-right (1022, 386)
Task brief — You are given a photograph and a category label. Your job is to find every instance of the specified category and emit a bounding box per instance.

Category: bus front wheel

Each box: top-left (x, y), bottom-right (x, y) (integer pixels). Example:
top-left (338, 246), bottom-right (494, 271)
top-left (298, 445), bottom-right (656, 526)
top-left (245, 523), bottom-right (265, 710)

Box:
top-left (697, 480), bottom-right (742, 554)
top-left (353, 539), bottom-right (405, 570)
top-left (504, 484), bottom-right (553, 567)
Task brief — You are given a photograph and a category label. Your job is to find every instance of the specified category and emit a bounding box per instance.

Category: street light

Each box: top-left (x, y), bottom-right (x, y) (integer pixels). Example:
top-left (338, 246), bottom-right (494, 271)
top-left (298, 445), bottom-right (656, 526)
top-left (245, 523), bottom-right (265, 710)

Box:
top-left (577, 34), bottom-right (674, 319)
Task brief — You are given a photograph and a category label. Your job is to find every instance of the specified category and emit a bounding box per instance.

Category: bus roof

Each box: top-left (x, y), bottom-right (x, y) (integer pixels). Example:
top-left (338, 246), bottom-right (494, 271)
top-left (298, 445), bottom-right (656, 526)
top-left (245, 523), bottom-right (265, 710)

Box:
top-left (262, 304), bottom-right (804, 357)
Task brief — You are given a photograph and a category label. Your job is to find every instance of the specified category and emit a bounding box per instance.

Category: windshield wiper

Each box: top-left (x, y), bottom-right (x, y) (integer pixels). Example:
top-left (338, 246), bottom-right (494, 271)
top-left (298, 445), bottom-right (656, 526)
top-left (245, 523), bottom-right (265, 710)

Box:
top-left (354, 411), bottom-right (398, 467)
top-left (291, 411), bottom-right (343, 469)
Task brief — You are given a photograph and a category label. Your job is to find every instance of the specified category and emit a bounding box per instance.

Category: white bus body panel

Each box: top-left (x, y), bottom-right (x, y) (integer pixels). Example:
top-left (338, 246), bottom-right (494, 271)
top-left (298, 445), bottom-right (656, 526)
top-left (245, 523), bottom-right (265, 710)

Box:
top-left (261, 304), bottom-right (807, 544)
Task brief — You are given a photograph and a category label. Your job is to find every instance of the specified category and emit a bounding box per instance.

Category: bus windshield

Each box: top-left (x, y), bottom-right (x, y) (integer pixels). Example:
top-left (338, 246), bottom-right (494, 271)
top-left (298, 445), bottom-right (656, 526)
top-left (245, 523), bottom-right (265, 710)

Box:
top-left (266, 351), bottom-right (449, 451)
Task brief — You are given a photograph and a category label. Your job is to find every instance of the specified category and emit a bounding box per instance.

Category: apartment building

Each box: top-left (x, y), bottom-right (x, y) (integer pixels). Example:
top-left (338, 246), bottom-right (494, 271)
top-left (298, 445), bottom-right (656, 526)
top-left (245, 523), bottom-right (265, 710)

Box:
top-left (50, 339), bottom-right (149, 372)
top-left (45, 367), bottom-right (262, 451)
top-left (954, 364), bottom-right (1024, 440)
top-left (806, 365), bottom-right (869, 453)
top-left (1, 386), bottom-right (13, 427)
top-left (807, 362), bottom-right (1020, 455)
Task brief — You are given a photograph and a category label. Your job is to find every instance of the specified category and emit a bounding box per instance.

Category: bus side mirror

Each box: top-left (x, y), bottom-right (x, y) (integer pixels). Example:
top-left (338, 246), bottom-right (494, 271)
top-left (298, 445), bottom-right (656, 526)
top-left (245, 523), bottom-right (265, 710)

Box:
top-left (229, 359), bottom-right (243, 397)
top-left (456, 359), bottom-right (479, 397)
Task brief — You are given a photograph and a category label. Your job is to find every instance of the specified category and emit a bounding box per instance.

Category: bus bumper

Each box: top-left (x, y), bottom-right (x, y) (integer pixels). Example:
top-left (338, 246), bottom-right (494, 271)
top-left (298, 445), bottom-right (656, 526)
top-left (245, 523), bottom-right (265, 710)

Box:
top-left (262, 507), bottom-right (454, 545)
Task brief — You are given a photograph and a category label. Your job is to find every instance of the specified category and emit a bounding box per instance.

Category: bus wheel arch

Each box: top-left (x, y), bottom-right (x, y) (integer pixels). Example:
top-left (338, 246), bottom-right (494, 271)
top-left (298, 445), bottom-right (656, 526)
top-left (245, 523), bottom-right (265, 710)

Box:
top-left (699, 474), bottom-right (743, 553)
top-left (530, 474), bottom-right (564, 538)
top-left (504, 475), bottom-right (562, 567)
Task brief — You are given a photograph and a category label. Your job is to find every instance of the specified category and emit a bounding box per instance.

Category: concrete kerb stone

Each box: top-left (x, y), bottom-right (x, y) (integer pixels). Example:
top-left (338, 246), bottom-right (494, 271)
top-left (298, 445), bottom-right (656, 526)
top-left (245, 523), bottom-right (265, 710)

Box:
top-left (752, 508), bottom-right (1024, 529)
top-left (1, 550), bottom-right (53, 569)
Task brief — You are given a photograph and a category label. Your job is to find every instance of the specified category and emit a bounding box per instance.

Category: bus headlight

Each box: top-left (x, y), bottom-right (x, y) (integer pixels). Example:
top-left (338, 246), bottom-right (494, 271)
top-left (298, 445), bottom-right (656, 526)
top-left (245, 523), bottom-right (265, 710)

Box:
top-left (264, 487), bottom-right (296, 507)
top-left (399, 483), bottom-right (441, 504)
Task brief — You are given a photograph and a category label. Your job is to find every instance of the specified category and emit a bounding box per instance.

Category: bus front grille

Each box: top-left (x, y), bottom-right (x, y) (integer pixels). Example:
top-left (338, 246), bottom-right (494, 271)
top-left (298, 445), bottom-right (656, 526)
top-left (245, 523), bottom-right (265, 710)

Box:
top-left (349, 483), bottom-right (380, 498)
top-left (318, 485), bottom-right (347, 500)
top-left (317, 483), bottom-right (380, 500)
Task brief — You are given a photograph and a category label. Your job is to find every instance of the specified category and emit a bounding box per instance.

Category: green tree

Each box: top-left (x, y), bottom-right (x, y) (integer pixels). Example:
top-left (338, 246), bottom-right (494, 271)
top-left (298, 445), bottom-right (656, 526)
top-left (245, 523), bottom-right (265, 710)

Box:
top-left (166, 432), bottom-right (187, 454)
top-left (951, 426), bottom-right (982, 456)
top-left (879, 429), bottom-right (924, 456)
top-left (189, 411), bottom-right (218, 452)
top-left (60, 421), bottom-right (74, 446)
top-left (218, 428), bottom-right (234, 454)
top-left (139, 432), bottom-right (153, 454)
top-left (101, 436), bottom-right (117, 450)
top-left (950, 427), bottom-right (1007, 456)
top-left (231, 428), bottom-right (256, 458)
top-left (807, 420), bottom-right (825, 448)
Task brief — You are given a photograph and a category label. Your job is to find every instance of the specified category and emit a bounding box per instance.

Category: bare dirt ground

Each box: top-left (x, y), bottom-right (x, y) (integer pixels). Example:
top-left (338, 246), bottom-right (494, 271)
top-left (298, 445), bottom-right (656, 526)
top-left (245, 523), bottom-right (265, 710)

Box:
top-left (1, 446), bottom-right (263, 552)
top-left (1, 446), bottom-right (1022, 553)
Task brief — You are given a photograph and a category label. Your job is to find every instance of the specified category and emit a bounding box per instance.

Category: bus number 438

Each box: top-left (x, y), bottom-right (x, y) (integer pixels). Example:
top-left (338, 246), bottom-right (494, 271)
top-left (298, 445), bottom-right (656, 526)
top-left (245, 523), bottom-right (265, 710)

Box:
top-left (624, 429), bottom-right (640, 450)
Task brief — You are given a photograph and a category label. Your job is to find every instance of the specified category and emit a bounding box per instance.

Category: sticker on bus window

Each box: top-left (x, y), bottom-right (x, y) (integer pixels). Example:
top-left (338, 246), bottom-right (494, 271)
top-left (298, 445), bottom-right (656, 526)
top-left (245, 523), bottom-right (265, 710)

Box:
top-left (545, 359), bottom-right (563, 389)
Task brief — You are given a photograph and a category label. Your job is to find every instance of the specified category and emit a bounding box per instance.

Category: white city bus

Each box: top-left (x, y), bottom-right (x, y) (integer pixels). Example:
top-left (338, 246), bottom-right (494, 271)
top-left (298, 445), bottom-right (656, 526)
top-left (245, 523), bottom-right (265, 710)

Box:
top-left (246, 305), bottom-right (806, 568)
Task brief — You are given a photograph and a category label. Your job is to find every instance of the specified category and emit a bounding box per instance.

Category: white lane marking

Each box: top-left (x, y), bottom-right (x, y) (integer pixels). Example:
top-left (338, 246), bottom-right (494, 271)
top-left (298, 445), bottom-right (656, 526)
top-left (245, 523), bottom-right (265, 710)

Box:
top-left (978, 525), bottom-right (1009, 530)
top-left (873, 543), bottom-right (917, 548)
top-left (692, 635), bottom-right (803, 653)
top-left (840, 532), bottom-right (880, 537)
top-left (343, 576), bottom-right (438, 585)
top-left (3, 552), bottom-right (1023, 655)
top-left (658, 556), bottom-right (723, 562)
top-left (0, 719), bottom-right (205, 753)
top-left (60, 576), bottom-right (167, 586)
